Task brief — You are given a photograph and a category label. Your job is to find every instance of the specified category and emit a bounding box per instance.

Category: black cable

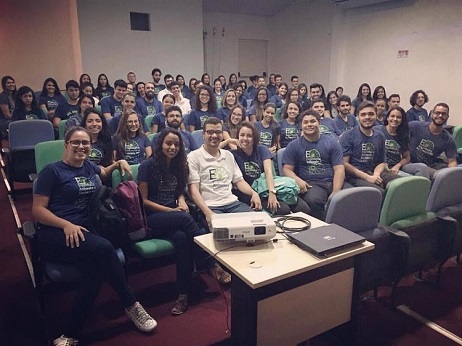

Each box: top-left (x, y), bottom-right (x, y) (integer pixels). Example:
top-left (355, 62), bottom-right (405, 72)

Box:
top-left (274, 215), bottom-right (311, 233)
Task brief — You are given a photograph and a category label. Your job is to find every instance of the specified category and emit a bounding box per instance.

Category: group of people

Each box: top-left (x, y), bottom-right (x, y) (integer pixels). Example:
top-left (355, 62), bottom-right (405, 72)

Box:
top-left (2, 70), bottom-right (459, 346)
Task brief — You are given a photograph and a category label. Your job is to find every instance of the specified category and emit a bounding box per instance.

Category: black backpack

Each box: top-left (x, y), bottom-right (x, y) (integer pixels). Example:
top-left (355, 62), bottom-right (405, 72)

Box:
top-left (88, 185), bottom-right (128, 249)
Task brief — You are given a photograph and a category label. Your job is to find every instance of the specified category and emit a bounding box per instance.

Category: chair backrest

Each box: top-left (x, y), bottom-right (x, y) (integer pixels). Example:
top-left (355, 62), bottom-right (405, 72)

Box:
top-left (426, 167), bottom-right (462, 212)
top-left (144, 115), bottom-right (154, 131)
top-left (191, 130), bottom-right (204, 147)
top-left (8, 120), bottom-right (54, 150)
top-left (380, 176), bottom-right (431, 226)
top-left (325, 187), bottom-right (382, 232)
top-left (58, 119), bottom-right (68, 140)
top-left (112, 164), bottom-right (140, 188)
top-left (35, 140), bottom-right (65, 173)
top-left (452, 125), bottom-right (462, 149)
top-left (276, 147), bottom-right (286, 176)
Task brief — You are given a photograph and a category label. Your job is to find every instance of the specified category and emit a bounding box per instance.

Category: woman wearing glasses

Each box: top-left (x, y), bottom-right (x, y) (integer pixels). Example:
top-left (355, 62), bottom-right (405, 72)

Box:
top-left (187, 85), bottom-right (217, 132)
top-left (32, 126), bottom-right (156, 346)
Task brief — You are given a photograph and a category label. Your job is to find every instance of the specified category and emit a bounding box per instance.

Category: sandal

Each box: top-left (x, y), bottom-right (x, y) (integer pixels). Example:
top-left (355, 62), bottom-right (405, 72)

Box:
top-left (209, 265), bottom-right (232, 285)
top-left (171, 296), bottom-right (188, 315)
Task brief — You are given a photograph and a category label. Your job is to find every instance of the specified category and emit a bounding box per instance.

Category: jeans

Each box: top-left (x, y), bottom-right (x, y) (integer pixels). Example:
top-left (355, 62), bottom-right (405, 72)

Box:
top-left (38, 227), bottom-right (136, 338)
top-left (147, 211), bottom-right (214, 294)
top-left (401, 163), bottom-right (431, 179)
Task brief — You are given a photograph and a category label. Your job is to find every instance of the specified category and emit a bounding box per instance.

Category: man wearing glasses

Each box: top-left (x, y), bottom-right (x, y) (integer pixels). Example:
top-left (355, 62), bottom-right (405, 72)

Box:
top-left (402, 102), bottom-right (457, 179)
top-left (187, 117), bottom-right (262, 227)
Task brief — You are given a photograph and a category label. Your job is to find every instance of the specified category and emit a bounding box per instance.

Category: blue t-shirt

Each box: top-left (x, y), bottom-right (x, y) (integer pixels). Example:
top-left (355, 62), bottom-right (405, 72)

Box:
top-left (12, 107), bottom-right (47, 121)
top-left (35, 160), bottom-right (101, 226)
top-left (94, 86), bottom-right (114, 100)
top-left (408, 121), bottom-right (457, 166)
top-left (406, 107), bottom-right (429, 122)
top-left (255, 121), bottom-right (280, 148)
top-left (100, 96), bottom-right (123, 117)
top-left (278, 119), bottom-right (300, 148)
top-left (109, 113), bottom-right (148, 135)
top-left (136, 97), bottom-right (162, 118)
top-left (340, 127), bottom-right (386, 173)
top-left (334, 114), bottom-right (358, 134)
top-left (138, 158), bottom-right (178, 209)
top-left (39, 94), bottom-right (67, 112)
top-left (246, 86), bottom-right (258, 100)
top-left (88, 139), bottom-right (112, 166)
top-left (188, 109), bottom-right (215, 130)
top-left (269, 95), bottom-right (283, 108)
top-left (151, 128), bottom-right (197, 155)
top-left (319, 117), bottom-right (342, 137)
top-left (216, 107), bottom-right (230, 123)
top-left (152, 113), bottom-right (166, 132)
top-left (112, 134), bottom-right (151, 164)
top-left (283, 135), bottom-right (343, 182)
top-left (54, 102), bottom-right (79, 121)
top-left (0, 92), bottom-right (14, 120)
top-left (153, 84), bottom-right (166, 100)
top-left (377, 125), bottom-right (407, 167)
top-left (238, 96), bottom-right (248, 109)
top-left (232, 145), bottom-right (272, 186)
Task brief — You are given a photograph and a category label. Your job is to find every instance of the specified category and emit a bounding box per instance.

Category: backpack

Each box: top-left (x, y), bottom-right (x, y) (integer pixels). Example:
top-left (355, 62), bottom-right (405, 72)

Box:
top-left (88, 185), bottom-right (128, 248)
top-left (112, 180), bottom-right (149, 241)
top-left (251, 173), bottom-right (300, 206)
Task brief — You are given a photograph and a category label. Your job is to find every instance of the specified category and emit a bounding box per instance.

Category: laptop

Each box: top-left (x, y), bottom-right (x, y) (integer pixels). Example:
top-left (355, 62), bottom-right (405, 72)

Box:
top-left (286, 223), bottom-right (365, 257)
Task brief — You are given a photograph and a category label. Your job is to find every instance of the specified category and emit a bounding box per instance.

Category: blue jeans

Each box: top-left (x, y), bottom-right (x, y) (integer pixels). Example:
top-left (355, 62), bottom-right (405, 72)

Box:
top-left (401, 163), bottom-right (431, 179)
top-left (210, 200), bottom-right (253, 214)
top-left (38, 227), bottom-right (136, 338)
top-left (147, 211), bottom-right (214, 294)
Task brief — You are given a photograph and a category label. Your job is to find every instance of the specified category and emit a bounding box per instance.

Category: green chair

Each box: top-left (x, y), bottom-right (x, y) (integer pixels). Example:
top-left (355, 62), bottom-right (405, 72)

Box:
top-left (111, 164), bottom-right (175, 259)
top-left (35, 140), bottom-right (65, 174)
top-left (275, 108), bottom-right (281, 122)
top-left (147, 133), bottom-right (157, 144)
top-left (144, 115), bottom-right (155, 132)
top-left (58, 119), bottom-right (67, 140)
top-left (380, 176), bottom-right (456, 282)
top-left (452, 125), bottom-right (462, 154)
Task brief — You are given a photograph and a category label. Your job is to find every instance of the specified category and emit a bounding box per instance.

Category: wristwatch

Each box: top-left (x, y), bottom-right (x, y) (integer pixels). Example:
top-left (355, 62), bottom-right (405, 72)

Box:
top-left (269, 189), bottom-right (276, 194)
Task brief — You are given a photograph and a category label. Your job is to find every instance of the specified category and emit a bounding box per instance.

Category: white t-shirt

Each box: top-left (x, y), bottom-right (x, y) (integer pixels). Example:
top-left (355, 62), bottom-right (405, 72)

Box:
top-left (188, 146), bottom-right (243, 207)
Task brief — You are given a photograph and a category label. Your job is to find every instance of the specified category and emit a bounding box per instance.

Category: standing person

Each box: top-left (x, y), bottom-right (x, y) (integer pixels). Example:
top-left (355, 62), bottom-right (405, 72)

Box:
top-left (334, 95), bottom-right (358, 135)
top-left (326, 91), bottom-right (339, 118)
top-left (113, 111), bottom-right (152, 165)
top-left (216, 88), bottom-right (238, 123)
top-left (139, 128), bottom-right (226, 315)
top-left (187, 117), bottom-right (262, 228)
top-left (54, 80), bottom-right (81, 128)
top-left (33, 127), bottom-right (156, 346)
top-left (0, 76), bottom-right (17, 136)
top-left (351, 83), bottom-right (372, 116)
top-left (279, 101), bottom-right (301, 148)
top-left (65, 95), bottom-right (95, 132)
top-left (136, 82), bottom-right (162, 119)
top-left (255, 103), bottom-right (280, 155)
top-left (39, 78), bottom-right (67, 121)
top-left (101, 79), bottom-right (127, 119)
top-left (93, 74), bottom-right (114, 100)
top-left (151, 94), bottom-right (175, 134)
top-left (188, 85), bottom-right (217, 132)
top-left (249, 87), bottom-right (271, 122)
top-left (406, 90), bottom-right (430, 122)
top-left (220, 104), bottom-right (246, 150)
top-left (11, 86), bottom-right (47, 121)
top-left (283, 110), bottom-right (346, 220)
top-left (233, 121), bottom-right (310, 215)
top-left (151, 68), bottom-right (165, 100)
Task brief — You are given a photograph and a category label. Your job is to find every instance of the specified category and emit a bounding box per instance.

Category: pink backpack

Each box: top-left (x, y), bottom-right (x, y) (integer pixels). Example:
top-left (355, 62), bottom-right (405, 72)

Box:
top-left (112, 181), bottom-right (149, 241)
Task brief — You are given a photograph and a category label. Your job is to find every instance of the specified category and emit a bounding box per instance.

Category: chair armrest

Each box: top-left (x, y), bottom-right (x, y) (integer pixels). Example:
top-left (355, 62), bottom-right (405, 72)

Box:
top-left (20, 221), bottom-right (37, 240)
top-left (378, 224), bottom-right (410, 281)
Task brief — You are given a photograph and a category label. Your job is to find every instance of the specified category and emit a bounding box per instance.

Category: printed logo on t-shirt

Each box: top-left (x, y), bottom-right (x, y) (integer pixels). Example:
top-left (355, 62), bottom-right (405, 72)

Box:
top-left (47, 99), bottom-right (59, 111)
top-left (285, 127), bottom-right (299, 140)
top-left (157, 175), bottom-right (177, 205)
top-left (146, 106), bottom-right (156, 116)
top-left (209, 166), bottom-right (229, 191)
top-left (88, 147), bottom-right (103, 165)
top-left (114, 106), bottom-right (123, 117)
top-left (244, 161), bottom-right (261, 178)
top-left (124, 140), bottom-right (142, 163)
top-left (319, 125), bottom-right (331, 135)
top-left (101, 91), bottom-right (111, 98)
top-left (360, 143), bottom-right (375, 162)
top-left (305, 149), bottom-right (325, 175)
top-left (25, 113), bottom-right (39, 120)
top-left (259, 131), bottom-right (273, 147)
top-left (200, 115), bottom-right (209, 128)
top-left (74, 176), bottom-right (96, 208)
top-left (416, 139), bottom-right (434, 164)
top-left (385, 139), bottom-right (400, 156)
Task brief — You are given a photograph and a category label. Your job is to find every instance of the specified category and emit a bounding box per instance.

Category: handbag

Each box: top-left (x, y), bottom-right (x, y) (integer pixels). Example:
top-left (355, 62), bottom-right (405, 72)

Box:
top-left (251, 173), bottom-right (300, 206)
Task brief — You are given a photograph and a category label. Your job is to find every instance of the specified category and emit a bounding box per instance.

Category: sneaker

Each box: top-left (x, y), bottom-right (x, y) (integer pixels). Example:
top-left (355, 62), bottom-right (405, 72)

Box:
top-left (125, 301), bottom-right (157, 332)
top-left (171, 296), bottom-right (189, 316)
top-left (53, 335), bottom-right (79, 346)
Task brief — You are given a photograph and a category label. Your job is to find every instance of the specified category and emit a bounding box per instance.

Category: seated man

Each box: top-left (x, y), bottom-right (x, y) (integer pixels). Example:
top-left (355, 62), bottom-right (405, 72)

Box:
top-left (283, 110), bottom-right (345, 220)
top-left (402, 102), bottom-right (457, 179)
top-left (100, 79), bottom-right (127, 119)
top-left (310, 99), bottom-right (342, 137)
top-left (340, 101), bottom-right (398, 195)
top-left (334, 95), bottom-right (358, 134)
top-left (188, 117), bottom-right (262, 227)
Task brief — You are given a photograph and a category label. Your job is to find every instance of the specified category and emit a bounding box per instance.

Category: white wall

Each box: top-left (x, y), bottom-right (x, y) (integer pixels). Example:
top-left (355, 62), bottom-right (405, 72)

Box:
top-left (77, 0), bottom-right (204, 85)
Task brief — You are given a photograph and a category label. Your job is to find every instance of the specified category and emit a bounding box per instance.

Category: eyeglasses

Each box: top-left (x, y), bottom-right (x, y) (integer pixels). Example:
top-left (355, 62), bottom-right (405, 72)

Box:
top-left (199, 93), bottom-right (210, 97)
top-left (68, 140), bottom-right (91, 148)
top-left (205, 130), bottom-right (223, 135)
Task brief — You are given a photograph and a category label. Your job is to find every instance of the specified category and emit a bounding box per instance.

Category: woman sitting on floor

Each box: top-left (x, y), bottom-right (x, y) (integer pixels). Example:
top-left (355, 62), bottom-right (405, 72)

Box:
top-left (32, 127), bottom-right (156, 346)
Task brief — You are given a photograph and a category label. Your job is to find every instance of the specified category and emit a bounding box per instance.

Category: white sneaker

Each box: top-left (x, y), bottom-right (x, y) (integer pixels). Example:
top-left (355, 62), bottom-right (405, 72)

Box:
top-left (125, 301), bottom-right (157, 332)
top-left (53, 335), bottom-right (79, 346)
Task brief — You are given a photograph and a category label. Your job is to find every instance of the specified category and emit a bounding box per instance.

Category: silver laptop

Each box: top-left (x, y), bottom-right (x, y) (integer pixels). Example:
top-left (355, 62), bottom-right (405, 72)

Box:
top-left (286, 223), bottom-right (365, 257)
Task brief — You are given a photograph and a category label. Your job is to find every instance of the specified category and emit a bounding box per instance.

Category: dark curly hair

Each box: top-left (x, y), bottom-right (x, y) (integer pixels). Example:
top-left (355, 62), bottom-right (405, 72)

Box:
top-left (384, 106), bottom-right (409, 151)
top-left (150, 128), bottom-right (189, 199)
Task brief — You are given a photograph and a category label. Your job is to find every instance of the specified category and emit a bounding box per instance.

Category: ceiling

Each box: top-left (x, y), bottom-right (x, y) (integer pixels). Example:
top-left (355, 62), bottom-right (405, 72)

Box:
top-left (202, 0), bottom-right (297, 17)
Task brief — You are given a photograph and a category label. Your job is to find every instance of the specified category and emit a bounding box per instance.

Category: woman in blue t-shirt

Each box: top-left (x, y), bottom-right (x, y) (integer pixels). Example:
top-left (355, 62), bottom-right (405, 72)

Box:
top-left (351, 83), bottom-right (373, 116)
top-left (11, 86), bottom-right (46, 121)
top-left (279, 101), bottom-right (301, 148)
top-left (232, 121), bottom-right (309, 215)
top-left (138, 128), bottom-right (229, 315)
top-left (0, 75), bottom-right (17, 137)
top-left (216, 88), bottom-right (238, 123)
top-left (39, 77), bottom-right (67, 120)
top-left (113, 111), bottom-right (152, 164)
top-left (94, 73), bottom-right (114, 100)
top-left (32, 127), bottom-right (156, 345)
top-left (248, 87), bottom-right (271, 122)
top-left (255, 103), bottom-right (280, 154)
top-left (220, 104), bottom-right (246, 150)
top-left (188, 85), bottom-right (217, 132)
top-left (151, 94), bottom-right (174, 134)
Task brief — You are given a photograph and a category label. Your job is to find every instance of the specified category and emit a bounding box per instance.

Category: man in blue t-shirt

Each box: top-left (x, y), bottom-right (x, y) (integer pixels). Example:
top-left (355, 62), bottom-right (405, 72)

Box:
top-left (136, 82), bottom-right (162, 118)
top-left (334, 95), bottom-right (358, 134)
top-left (151, 68), bottom-right (165, 100)
top-left (402, 102), bottom-right (457, 179)
top-left (283, 110), bottom-right (345, 220)
top-left (100, 79), bottom-right (126, 119)
top-left (406, 90), bottom-right (430, 122)
top-left (340, 101), bottom-right (397, 195)
top-left (53, 80), bottom-right (80, 129)
top-left (311, 99), bottom-right (342, 138)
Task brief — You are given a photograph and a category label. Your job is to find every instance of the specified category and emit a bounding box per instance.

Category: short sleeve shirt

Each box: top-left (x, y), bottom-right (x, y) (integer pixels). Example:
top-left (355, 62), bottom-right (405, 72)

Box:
top-left (232, 145), bottom-right (272, 185)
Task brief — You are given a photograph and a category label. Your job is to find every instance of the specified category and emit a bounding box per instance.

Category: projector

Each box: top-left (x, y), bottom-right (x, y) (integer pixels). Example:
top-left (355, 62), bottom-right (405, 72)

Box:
top-left (211, 212), bottom-right (277, 242)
